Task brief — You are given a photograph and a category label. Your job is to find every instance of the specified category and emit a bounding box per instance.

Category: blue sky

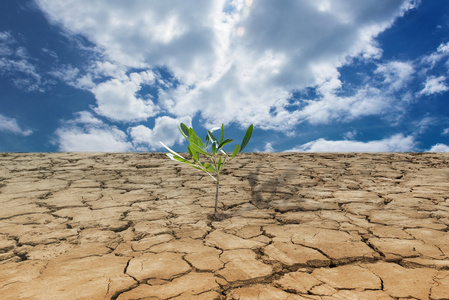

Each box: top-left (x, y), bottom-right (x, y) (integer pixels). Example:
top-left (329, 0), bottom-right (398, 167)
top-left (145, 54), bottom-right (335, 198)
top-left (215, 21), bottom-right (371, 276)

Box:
top-left (1, 0), bottom-right (449, 152)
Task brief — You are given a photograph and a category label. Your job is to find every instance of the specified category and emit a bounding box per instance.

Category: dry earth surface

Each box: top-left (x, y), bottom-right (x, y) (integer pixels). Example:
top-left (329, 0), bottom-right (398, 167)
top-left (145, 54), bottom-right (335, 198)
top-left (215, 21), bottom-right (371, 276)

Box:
top-left (1, 152), bottom-right (449, 299)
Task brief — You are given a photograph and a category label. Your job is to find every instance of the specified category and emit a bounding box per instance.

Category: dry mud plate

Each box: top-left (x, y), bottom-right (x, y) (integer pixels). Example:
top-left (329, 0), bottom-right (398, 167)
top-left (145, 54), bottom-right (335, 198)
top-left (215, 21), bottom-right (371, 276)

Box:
top-left (1, 153), bottom-right (449, 299)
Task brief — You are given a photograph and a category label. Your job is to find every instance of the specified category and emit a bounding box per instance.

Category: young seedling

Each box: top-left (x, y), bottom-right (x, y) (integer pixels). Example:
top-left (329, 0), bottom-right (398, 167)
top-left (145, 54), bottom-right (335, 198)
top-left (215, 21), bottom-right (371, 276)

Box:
top-left (160, 123), bottom-right (253, 220)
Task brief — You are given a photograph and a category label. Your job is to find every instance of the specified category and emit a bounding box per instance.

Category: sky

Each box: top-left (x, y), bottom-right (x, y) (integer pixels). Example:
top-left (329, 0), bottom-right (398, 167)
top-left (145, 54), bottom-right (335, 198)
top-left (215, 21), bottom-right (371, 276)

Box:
top-left (1, 0), bottom-right (449, 153)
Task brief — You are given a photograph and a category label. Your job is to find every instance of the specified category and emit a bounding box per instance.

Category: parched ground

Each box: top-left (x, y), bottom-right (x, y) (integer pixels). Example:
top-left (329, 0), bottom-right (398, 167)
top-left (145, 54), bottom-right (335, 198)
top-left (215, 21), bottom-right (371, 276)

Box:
top-left (1, 153), bottom-right (449, 300)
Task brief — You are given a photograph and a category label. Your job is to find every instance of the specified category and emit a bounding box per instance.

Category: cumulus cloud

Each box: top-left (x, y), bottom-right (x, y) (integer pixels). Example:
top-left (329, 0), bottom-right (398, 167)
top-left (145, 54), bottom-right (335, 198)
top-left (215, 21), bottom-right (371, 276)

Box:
top-left (415, 41), bottom-right (449, 99)
top-left (55, 125), bottom-right (132, 152)
top-left (427, 143), bottom-right (449, 152)
top-left (375, 61), bottom-right (414, 92)
top-left (35, 0), bottom-right (417, 132)
top-left (35, 0), bottom-right (221, 83)
top-left (419, 76), bottom-right (448, 96)
top-left (264, 142), bottom-right (275, 153)
top-left (288, 134), bottom-right (416, 152)
top-left (35, 0), bottom-right (449, 153)
top-left (92, 71), bottom-right (159, 122)
top-left (54, 111), bottom-right (190, 152)
top-left (54, 111), bottom-right (132, 152)
top-left (0, 114), bottom-right (33, 136)
top-left (253, 142), bottom-right (276, 153)
top-left (128, 115), bottom-right (191, 151)
top-left (297, 86), bottom-right (392, 125)
top-left (166, 0), bottom-right (416, 129)
top-left (66, 111), bottom-right (103, 125)
top-left (299, 58), bottom-right (417, 126)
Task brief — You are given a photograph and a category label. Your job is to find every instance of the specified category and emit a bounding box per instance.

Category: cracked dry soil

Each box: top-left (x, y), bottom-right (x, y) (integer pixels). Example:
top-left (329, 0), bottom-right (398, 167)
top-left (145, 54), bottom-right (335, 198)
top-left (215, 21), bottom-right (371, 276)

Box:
top-left (1, 153), bottom-right (449, 300)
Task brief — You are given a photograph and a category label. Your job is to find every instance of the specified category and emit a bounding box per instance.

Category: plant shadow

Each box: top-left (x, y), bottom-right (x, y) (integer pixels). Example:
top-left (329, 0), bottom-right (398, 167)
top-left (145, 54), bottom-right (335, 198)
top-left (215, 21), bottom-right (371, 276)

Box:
top-left (247, 164), bottom-right (298, 209)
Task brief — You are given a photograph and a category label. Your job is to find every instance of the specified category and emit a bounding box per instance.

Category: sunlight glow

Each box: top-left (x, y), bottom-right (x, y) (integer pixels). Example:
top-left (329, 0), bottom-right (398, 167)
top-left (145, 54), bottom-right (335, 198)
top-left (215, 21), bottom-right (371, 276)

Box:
top-left (237, 26), bottom-right (245, 36)
top-left (316, 0), bottom-right (331, 12)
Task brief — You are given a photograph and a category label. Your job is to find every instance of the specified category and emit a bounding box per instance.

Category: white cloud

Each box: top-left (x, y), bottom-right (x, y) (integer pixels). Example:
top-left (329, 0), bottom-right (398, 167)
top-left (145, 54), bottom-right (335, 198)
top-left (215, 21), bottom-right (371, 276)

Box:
top-left (59, 61), bottom-right (130, 91)
top-left (92, 71), bottom-right (159, 122)
top-left (0, 31), bottom-right (45, 92)
top-left (413, 116), bottom-right (438, 134)
top-left (0, 32), bottom-right (14, 56)
top-left (35, 0), bottom-right (417, 131)
top-left (253, 142), bottom-right (275, 153)
top-left (54, 112), bottom-right (192, 152)
top-left (0, 114), bottom-right (33, 136)
top-left (288, 134), bottom-right (415, 152)
top-left (297, 59), bottom-right (417, 126)
top-left (421, 41), bottom-right (449, 70)
top-left (442, 128), bottom-right (449, 136)
top-left (303, 85), bottom-right (417, 127)
top-left (41, 47), bottom-right (59, 60)
top-left (178, 0), bottom-right (415, 129)
top-left (48, 64), bottom-right (80, 83)
top-left (263, 142), bottom-right (275, 153)
top-left (427, 143), bottom-right (449, 152)
top-left (55, 125), bottom-right (132, 152)
top-left (0, 54), bottom-right (44, 92)
top-left (437, 41), bottom-right (449, 53)
top-left (128, 115), bottom-right (191, 151)
top-left (92, 61), bottom-right (128, 80)
top-left (54, 111), bottom-right (133, 151)
top-left (375, 61), bottom-right (414, 91)
top-left (419, 76), bottom-right (448, 96)
top-left (36, 0), bottom-right (222, 83)
top-left (343, 130), bottom-right (358, 140)
top-left (67, 111), bottom-right (103, 125)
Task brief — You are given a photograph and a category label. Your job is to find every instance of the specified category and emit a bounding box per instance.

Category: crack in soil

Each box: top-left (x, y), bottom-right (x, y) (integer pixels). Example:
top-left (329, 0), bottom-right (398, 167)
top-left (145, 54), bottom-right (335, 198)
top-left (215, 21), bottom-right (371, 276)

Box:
top-left (1, 153), bottom-right (449, 299)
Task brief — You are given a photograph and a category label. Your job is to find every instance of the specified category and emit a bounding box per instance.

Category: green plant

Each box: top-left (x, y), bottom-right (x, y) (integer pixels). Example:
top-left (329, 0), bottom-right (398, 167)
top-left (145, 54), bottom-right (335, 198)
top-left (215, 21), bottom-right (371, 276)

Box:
top-left (160, 123), bottom-right (253, 220)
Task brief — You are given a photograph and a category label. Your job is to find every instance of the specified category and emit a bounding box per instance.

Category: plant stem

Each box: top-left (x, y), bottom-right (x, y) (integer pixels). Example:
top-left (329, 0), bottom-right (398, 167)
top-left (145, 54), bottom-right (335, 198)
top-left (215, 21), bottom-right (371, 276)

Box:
top-left (214, 176), bottom-right (220, 217)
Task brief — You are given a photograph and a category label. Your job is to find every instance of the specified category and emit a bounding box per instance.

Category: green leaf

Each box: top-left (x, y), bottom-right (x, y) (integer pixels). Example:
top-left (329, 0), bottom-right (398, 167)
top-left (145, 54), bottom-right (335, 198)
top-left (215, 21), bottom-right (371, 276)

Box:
top-left (218, 138), bottom-right (233, 150)
top-left (212, 141), bottom-right (217, 156)
top-left (205, 134), bottom-right (210, 148)
top-left (179, 123), bottom-right (190, 140)
top-left (232, 144), bottom-right (240, 158)
top-left (207, 130), bottom-right (218, 144)
top-left (239, 124), bottom-right (253, 152)
top-left (189, 128), bottom-right (204, 148)
top-left (220, 124), bottom-right (224, 144)
top-left (160, 142), bottom-right (186, 160)
top-left (187, 146), bottom-right (199, 163)
top-left (202, 162), bottom-right (216, 173)
top-left (193, 148), bottom-right (200, 162)
top-left (168, 154), bottom-right (204, 171)
top-left (162, 123), bottom-right (251, 185)
top-left (161, 138), bottom-right (216, 180)
top-left (218, 156), bottom-right (222, 171)
top-left (190, 141), bottom-right (211, 157)
top-left (167, 153), bottom-right (188, 164)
